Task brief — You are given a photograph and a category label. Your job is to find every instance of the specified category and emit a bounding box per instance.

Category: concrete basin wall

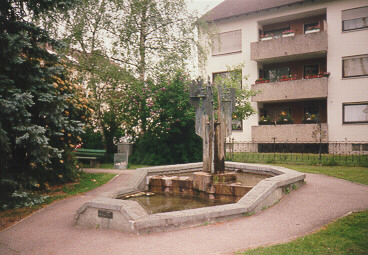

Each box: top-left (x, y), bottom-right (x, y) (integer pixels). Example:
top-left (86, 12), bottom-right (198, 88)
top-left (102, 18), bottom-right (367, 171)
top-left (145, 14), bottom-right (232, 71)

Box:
top-left (75, 162), bottom-right (306, 234)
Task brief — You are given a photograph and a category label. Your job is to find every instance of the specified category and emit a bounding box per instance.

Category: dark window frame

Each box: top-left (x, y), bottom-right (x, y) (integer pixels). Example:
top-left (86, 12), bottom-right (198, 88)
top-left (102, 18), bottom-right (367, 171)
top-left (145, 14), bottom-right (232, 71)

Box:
top-left (342, 103), bottom-right (368, 124)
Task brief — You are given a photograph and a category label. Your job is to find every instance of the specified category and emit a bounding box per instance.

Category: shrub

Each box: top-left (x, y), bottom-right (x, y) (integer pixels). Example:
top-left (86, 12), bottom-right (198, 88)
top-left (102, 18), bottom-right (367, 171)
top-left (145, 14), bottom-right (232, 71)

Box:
top-left (129, 72), bottom-right (202, 165)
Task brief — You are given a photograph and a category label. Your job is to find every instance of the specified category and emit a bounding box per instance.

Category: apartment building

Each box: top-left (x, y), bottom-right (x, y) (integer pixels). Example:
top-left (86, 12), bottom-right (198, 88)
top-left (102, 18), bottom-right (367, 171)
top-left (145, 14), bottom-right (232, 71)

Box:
top-left (204, 0), bottom-right (368, 153)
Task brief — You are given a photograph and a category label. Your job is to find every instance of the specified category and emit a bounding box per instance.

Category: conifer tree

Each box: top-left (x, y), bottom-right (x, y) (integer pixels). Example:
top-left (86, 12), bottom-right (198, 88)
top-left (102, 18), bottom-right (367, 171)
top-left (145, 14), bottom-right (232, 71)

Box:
top-left (0, 0), bottom-right (87, 204)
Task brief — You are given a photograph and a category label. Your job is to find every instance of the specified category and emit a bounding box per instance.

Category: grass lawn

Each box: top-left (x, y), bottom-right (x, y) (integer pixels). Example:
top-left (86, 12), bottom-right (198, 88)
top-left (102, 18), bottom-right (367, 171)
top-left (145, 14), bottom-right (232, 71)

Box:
top-left (0, 172), bottom-right (116, 231)
top-left (237, 210), bottom-right (368, 255)
top-left (274, 164), bottom-right (368, 185)
top-left (229, 152), bottom-right (368, 167)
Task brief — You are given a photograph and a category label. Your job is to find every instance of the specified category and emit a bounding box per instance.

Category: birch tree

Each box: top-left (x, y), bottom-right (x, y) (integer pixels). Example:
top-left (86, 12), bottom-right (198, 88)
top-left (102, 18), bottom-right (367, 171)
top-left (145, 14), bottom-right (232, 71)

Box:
top-left (111, 0), bottom-right (198, 81)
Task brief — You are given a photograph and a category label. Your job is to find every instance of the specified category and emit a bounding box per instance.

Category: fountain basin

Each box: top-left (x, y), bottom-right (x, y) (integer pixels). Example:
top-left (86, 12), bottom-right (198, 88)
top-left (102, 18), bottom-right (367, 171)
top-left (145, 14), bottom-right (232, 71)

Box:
top-left (123, 192), bottom-right (232, 214)
top-left (75, 162), bottom-right (305, 234)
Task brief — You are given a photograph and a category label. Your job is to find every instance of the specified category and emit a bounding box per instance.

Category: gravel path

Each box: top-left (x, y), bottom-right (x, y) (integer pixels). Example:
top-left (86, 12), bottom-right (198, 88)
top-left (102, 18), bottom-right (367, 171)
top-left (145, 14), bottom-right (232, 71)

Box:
top-left (1, 169), bottom-right (368, 255)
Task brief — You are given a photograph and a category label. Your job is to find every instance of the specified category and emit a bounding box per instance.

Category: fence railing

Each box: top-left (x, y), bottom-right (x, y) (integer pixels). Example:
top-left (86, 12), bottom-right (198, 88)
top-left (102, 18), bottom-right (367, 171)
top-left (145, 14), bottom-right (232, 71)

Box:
top-left (225, 141), bottom-right (368, 166)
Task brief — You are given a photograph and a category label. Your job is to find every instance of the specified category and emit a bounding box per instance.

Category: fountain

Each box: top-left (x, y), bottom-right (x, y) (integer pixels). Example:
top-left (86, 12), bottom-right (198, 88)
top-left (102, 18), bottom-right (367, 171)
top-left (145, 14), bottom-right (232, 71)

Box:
top-left (74, 80), bottom-right (306, 234)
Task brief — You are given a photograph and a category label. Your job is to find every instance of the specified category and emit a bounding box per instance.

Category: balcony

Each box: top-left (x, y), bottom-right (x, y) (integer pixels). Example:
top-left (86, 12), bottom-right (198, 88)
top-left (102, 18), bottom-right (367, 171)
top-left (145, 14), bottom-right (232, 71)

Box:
top-left (251, 77), bottom-right (328, 103)
top-left (250, 31), bottom-right (327, 63)
top-left (252, 123), bottom-right (328, 143)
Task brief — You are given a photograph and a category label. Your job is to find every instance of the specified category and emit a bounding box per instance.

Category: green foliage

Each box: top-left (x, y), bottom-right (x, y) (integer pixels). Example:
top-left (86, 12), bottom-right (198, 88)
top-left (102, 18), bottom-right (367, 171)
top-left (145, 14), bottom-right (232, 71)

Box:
top-left (110, 0), bottom-right (199, 81)
top-left (322, 158), bottom-right (338, 166)
top-left (129, 72), bottom-right (202, 165)
top-left (37, 0), bottom-right (137, 156)
top-left (285, 187), bottom-right (291, 194)
top-left (1, 188), bottom-right (49, 211)
top-left (0, 172), bottom-right (115, 213)
top-left (36, 0), bottom-right (207, 156)
top-left (80, 127), bottom-right (104, 149)
top-left (213, 64), bottom-right (257, 122)
top-left (0, 0), bottom-right (86, 201)
top-left (276, 113), bottom-right (294, 125)
top-left (259, 115), bottom-right (273, 125)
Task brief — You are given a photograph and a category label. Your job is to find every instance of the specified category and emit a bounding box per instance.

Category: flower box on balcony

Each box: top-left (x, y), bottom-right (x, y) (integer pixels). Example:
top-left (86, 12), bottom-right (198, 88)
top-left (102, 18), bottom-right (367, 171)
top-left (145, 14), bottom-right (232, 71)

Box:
top-left (282, 32), bottom-right (295, 38)
top-left (305, 72), bottom-right (330, 79)
top-left (305, 28), bottom-right (320, 34)
top-left (276, 114), bottom-right (294, 125)
top-left (258, 121), bottom-right (274, 125)
top-left (305, 74), bottom-right (323, 79)
top-left (302, 119), bottom-right (319, 124)
top-left (260, 36), bottom-right (273, 41)
top-left (278, 74), bottom-right (297, 82)
top-left (302, 113), bottom-right (320, 124)
top-left (279, 77), bottom-right (297, 82)
top-left (259, 116), bottom-right (274, 125)
top-left (276, 120), bottom-right (295, 125)
top-left (255, 79), bottom-right (270, 84)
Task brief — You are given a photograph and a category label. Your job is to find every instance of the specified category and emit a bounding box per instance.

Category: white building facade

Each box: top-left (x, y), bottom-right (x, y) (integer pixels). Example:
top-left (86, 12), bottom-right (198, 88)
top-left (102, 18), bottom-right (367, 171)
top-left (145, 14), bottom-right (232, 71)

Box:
top-left (204, 0), bottom-right (368, 153)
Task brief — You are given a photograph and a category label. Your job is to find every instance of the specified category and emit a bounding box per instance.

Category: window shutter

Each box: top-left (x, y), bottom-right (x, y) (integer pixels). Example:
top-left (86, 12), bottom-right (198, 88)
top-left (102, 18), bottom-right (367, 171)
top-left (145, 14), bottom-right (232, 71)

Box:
top-left (212, 30), bottom-right (242, 56)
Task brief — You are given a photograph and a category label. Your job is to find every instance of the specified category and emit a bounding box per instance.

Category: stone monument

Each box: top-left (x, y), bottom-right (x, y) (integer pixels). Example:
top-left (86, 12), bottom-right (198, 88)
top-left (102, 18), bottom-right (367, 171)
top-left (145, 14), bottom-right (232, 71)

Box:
top-left (114, 142), bottom-right (133, 169)
top-left (189, 79), bottom-right (235, 174)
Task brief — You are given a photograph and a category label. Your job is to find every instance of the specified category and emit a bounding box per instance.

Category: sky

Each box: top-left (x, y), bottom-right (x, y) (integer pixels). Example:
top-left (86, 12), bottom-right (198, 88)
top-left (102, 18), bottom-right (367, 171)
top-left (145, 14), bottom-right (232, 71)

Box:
top-left (187, 0), bottom-right (224, 15)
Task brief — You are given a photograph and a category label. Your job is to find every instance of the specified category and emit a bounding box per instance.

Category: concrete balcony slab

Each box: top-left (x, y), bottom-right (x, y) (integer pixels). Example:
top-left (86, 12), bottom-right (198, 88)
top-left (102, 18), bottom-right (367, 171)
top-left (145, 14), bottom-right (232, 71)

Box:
top-left (252, 123), bottom-right (328, 143)
top-left (251, 77), bottom-right (328, 102)
top-left (251, 31), bottom-right (327, 62)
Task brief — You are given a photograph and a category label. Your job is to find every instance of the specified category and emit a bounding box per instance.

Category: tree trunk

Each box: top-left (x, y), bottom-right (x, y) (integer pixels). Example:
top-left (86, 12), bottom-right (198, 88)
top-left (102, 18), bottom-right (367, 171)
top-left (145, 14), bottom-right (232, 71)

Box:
top-left (138, 6), bottom-right (147, 82)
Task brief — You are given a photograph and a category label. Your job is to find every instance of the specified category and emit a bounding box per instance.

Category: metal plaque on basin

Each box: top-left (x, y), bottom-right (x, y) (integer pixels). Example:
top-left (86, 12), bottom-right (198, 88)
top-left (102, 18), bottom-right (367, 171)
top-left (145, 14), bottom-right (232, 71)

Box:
top-left (98, 210), bottom-right (113, 219)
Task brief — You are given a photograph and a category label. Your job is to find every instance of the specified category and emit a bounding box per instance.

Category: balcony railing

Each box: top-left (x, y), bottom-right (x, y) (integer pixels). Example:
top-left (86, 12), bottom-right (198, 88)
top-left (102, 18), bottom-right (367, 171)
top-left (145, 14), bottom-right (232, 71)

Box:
top-left (251, 76), bottom-right (328, 102)
top-left (250, 31), bottom-right (327, 62)
top-left (251, 123), bottom-right (329, 143)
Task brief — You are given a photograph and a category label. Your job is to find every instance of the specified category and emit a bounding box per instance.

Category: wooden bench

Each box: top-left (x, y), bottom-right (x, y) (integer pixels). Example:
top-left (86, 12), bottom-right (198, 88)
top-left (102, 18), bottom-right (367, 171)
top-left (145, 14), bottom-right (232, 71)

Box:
top-left (74, 149), bottom-right (106, 167)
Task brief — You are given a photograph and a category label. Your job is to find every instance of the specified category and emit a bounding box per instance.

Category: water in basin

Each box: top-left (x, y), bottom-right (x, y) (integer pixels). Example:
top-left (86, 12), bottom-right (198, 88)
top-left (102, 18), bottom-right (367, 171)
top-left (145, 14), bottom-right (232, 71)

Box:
top-left (124, 193), bottom-right (232, 214)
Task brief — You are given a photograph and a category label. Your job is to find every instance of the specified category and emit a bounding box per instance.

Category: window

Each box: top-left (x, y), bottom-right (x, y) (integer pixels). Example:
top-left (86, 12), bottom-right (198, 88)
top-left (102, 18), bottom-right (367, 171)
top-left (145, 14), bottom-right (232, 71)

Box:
top-left (352, 144), bottom-right (368, 151)
top-left (212, 30), bottom-right (242, 56)
top-left (342, 6), bottom-right (368, 31)
top-left (304, 64), bottom-right (319, 77)
top-left (263, 67), bottom-right (290, 82)
top-left (343, 103), bottom-right (368, 124)
top-left (213, 71), bottom-right (243, 130)
top-left (342, 55), bottom-right (368, 78)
